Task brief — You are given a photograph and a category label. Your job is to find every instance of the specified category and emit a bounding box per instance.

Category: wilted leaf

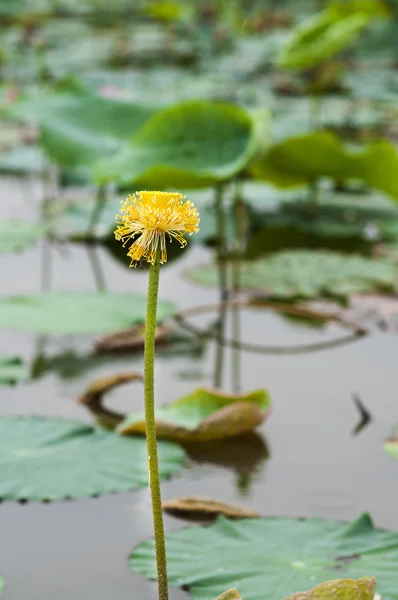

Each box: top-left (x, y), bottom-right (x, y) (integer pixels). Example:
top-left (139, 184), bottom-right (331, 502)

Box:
top-left (131, 513), bottom-right (398, 600)
top-left (0, 291), bottom-right (175, 335)
top-left (162, 496), bottom-right (260, 521)
top-left (77, 372), bottom-right (143, 430)
top-left (283, 576), bottom-right (376, 600)
top-left (187, 251), bottom-right (397, 302)
top-left (94, 100), bottom-right (256, 188)
top-left (215, 590), bottom-right (242, 600)
top-left (94, 324), bottom-right (172, 353)
top-left (0, 415), bottom-right (184, 501)
top-left (117, 387), bottom-right (271, 442)
top-left (0, 355), bottom-right (27, 386)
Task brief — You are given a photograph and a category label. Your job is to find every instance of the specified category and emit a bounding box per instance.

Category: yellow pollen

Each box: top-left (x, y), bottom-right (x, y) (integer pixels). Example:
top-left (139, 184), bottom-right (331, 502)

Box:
top-left (115, 191), bottom-right (200, 266)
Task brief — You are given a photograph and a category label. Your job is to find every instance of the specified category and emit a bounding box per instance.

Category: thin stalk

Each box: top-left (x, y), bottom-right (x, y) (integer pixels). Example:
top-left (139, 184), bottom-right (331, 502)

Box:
top-left (144, 256), bottom-right (168, 600)
top-left (40, 166), bottom-right (58, 292)
top-left (231, 180), bottom-right (246, 394)
top-left (87, 246), bottom-right (107, 292)
top-left (87, 185), bottom-right (107, 237)
top-left (213, 184), bottom-right (227, 389)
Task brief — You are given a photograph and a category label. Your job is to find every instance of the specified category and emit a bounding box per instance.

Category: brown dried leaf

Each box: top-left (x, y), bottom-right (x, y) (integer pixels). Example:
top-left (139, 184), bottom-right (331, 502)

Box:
top-left (283, 576), bottom-right (376, 600)
top-left (94, 324), bottom-right (172, 353)
top-left (77, 372), bottom-right (143, 429)
top-left (215, 590), bottom-right (242, 600)
top-left (162, 496), bottom-right (260, 521)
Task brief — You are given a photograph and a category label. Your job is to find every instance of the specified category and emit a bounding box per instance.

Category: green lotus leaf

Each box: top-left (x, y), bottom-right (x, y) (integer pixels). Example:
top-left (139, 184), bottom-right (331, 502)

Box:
top-left (0, 291), bottom-right (175, 335)
top-left (276, 12), bottom-right (370, 71)
top-left (9, 80), bottom-right (157, 169)
top-left (250, 132), bottom-right (398, 200)
top-left (94, 100), bottom-right (256, 188)
top-left (0, 355), bottom-right (27, 386)
top-left (186, 250), bottom-right (397, 302)
top-left (131, 513), bottom-right (398, 600)
top-left (0, 415), bottom-right (184, 501)
top-left (116, 387), bottom-right (271, 442)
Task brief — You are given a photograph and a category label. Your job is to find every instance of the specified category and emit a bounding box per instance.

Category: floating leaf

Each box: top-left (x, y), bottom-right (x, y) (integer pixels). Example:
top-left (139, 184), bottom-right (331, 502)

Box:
top-left (283, 576), bottom-right (376, 600)
top-left (0, 220), bottom-right (45, 254)
top-left (0, 291), bottom-right (175, 335)
top-left (186, 251), bottom-right (398, 302)
top-left (0, 415), bottom-right (184, 501)
top-left (117, 387), bottom-right (271, 442)
top-left (131, 513), bottom-right (398, 600)
top-left (162, 496), bottom-right (260, 521)
top-left (0, 355), bottom-right (28, 386)
top-left (9, 81), bottom-right (157, 169)
top-left (94, 100), bottom-right (256, 188)
top-left (251, 132), bottom-right (398, 200)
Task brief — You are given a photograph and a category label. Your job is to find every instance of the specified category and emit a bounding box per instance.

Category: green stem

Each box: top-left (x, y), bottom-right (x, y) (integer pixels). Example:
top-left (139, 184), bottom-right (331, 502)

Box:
top-left (144, 257), bottom-right (168, 600)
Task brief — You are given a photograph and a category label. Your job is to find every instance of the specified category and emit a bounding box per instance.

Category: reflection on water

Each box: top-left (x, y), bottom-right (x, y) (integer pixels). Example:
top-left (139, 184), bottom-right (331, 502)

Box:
top-left (185, 432), bottom-right (270, 496)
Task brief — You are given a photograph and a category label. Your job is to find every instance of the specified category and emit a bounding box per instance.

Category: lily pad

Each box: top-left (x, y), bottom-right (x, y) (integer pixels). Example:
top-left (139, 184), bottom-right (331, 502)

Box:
top-left (9, 80), bottom-right (158, 169)
top-left (94, 100), bottom-right (256, 188)
top-left (250, 132), bottom-right (398, 200)
top-left (117, 387), bottom-right (271, 442)
top-left (0, 415), bottom-right (184, 501)
top-left (0, 220), bottom-right (45, 254)
top-left (130, 513), bottom-right (398, 600)
top-left (186, 251), bottom-right (398, 302)
top-left (0, 291), bottom-right (175, 335)
top-left (283, 577), bottom-right (376, 600)
top-left (0, 355), bottom-right (28, 385)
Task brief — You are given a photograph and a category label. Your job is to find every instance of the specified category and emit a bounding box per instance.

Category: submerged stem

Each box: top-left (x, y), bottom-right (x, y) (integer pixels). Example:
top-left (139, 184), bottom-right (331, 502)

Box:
top-left (144, 256), bottom-right (168, 600)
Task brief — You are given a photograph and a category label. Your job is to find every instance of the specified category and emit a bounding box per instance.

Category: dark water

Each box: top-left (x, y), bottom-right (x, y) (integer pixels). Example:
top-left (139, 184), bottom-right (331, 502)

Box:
top-left (1, 177), bottom-right (398, 600)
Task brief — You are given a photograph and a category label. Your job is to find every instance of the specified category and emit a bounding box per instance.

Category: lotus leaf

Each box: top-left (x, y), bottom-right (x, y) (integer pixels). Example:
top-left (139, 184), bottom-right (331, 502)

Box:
top-left (250, 132), bottom-right (398, 200)
top-left (94, 100), bottom-right (256, 188)
top-left (276, 0), bottom-right (387, 71)
top-left (0, 291), bottom-right (175, 335)
top-left (0, 415), bottom-right (184, 501)
top-left (186, 251), bottom-right (398, 302)
top-left (117, 387), bottom-right (271, 442)
top-left (9, 80), bottom-right (157, 169)
top-left (131, 513), bottom-right (398, 600)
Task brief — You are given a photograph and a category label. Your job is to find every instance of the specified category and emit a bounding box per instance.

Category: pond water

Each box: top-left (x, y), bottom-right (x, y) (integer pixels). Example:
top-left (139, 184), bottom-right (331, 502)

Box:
top-left (0, 177), bottom-right (397, 599)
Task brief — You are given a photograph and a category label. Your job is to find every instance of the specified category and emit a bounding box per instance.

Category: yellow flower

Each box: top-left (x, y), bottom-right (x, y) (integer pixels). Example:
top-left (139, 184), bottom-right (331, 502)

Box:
top-left (115, 191), bottom-right (200, 266)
